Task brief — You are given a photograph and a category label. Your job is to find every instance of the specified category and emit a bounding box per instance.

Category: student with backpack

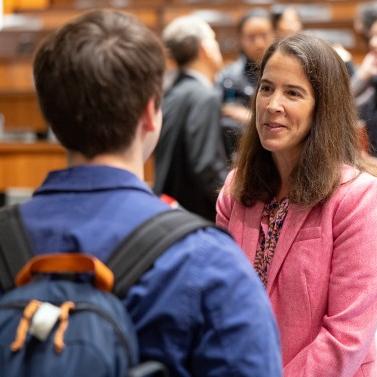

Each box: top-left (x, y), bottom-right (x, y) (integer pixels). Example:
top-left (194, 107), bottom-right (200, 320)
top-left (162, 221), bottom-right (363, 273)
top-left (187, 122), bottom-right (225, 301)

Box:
top-left (0, 10), bottom-right (282, 377)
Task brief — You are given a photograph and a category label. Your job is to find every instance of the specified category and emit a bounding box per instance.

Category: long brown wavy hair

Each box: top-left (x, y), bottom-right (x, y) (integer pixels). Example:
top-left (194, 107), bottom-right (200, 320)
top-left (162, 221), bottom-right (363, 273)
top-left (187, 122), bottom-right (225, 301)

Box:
top-left (232, 33), bottom-right (374, 207)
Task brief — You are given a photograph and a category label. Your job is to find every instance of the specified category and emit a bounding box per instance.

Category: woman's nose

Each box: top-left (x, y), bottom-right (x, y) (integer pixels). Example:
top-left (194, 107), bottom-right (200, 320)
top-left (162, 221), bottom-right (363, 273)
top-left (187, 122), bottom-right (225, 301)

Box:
top-left (266, 93), bottom-right (284, 113)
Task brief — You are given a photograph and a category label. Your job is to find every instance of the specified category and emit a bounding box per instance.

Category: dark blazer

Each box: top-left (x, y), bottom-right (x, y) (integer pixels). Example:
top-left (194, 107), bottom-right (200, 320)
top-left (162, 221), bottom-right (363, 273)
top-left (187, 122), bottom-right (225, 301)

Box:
top-left (154, 72), bottom-right (228, 221)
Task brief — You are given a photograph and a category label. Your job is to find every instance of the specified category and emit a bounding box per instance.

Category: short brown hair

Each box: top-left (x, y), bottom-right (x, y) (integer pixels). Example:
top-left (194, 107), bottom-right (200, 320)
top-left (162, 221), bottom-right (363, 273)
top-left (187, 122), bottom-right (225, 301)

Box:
top-left (34, 10), bottom-right (165, 158)
top-left (233, 34), bottom-right (368, 206)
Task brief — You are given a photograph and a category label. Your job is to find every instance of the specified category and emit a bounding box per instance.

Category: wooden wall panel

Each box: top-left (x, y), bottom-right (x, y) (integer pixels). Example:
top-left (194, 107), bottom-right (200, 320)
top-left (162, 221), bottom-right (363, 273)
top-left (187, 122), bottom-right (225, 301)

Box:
top-left (0, 92), bottom-right (46, 132)
top-left (51, 0), bottom-right (165, 7)
top-left (0, 0), bottom-right (370, 131)
top-left (0, 142), bottom-right (155, 189)
top-left (18, 7), bottom-right (160, 30)
top-left (0, 60), bottom-right (33, 92)
top-left (0, 142), bottom-right (66, 190)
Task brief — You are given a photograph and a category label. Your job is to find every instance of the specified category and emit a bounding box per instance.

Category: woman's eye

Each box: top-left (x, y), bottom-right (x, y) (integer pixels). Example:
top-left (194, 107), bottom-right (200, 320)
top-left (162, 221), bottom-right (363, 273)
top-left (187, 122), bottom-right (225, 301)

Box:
top-left (287, 90), bottom-right (301, 97)
top-left (259, 85), bottom-right (272, 93)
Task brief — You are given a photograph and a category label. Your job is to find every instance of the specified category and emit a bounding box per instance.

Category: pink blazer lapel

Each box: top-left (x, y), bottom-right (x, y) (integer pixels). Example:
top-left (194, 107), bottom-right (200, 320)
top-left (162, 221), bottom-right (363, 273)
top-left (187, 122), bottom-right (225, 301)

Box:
top-left (266, 203), bottom-right (312, 294)
top-left (240, 202), bottom-right (264, 263)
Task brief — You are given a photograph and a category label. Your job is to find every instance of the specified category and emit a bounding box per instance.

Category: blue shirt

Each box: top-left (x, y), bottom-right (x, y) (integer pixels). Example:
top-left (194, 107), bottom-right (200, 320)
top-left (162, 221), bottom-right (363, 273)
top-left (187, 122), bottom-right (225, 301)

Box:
top-left (20, 165), bottom-right (282, 377)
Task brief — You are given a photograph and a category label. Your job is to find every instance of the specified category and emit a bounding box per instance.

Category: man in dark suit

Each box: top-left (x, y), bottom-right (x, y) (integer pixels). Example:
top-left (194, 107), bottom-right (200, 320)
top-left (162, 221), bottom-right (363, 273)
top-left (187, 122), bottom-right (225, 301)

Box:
top-left (154, 16), bottom-right (228, 221)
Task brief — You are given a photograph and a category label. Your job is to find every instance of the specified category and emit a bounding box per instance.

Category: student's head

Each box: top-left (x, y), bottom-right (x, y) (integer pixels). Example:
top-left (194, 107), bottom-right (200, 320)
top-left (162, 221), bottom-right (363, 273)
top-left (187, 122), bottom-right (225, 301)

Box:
top-left (271, 6), bottom-right (302, 39)
top-left (33, 10), bottom-right (165, 158)
top-left (238, 9), bottom-right (274, 64)
top-left (234, 34), bottom-right (360, 206)
top-left (162, 16), bottom-right (223, 71)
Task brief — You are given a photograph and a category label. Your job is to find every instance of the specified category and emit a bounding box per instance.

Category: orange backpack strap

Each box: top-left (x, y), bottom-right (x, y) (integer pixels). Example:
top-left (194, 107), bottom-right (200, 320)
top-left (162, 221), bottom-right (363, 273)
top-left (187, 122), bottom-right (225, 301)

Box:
top-left (10, 299), bottom-right (42, 352)
top-left (15, 254), bottom-right (114, 292)
top-left (0, 204), bottom-right (33, 292)
top-left (0, 205), bottom-right (227, 298)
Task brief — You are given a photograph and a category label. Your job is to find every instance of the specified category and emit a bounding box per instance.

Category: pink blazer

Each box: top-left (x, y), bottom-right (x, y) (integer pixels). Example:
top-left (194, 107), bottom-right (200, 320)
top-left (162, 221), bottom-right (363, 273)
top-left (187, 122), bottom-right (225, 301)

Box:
top-left (216, 166), bottom-right (377, 377)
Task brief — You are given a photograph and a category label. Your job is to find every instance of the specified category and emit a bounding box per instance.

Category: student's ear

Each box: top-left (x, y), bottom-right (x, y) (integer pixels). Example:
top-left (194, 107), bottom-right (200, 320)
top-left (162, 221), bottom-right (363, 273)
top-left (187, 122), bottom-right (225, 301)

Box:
top-left (141, 98), bottom-right (161, 133)
top-left (140, 97), bottom-right (162, 162)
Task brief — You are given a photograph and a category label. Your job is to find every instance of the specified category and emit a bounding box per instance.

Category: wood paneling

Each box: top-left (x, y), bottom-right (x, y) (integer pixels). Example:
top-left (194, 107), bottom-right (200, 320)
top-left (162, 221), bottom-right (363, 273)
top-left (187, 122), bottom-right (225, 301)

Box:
top-left (51, 0), bottom-right (165, 7)
top-left (0, 60), bottom-right (47, 132)
top-left (0, 0), bottom-right (369, 131)
top-left (17, 7), bottom-right (160, 30)
top-left (5, 0), bottom-right (49, 13)
top-left (0, 142), bottom-right (155, 189)
top-left (0, 142), bottom-right (66, 190)
top-left (0, 92), bottom-right (45, 132)
top-left (0, 60), bottom-right (33, 92)
top-left (144, 155), bottom-right (154, 187)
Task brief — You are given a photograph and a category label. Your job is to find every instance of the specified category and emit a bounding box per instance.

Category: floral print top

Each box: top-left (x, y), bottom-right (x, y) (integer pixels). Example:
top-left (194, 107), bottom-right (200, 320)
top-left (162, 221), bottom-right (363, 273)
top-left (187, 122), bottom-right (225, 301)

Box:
top-left (254, 197), bottom-right (289, 287)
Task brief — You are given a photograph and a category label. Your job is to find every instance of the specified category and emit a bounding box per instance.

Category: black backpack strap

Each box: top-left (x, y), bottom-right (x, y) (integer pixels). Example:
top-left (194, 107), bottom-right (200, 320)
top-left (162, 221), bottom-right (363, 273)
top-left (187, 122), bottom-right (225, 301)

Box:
top-left (0, 204), bottom-right (33, 292)
top-left (107, 209), bottom-right (218, 297)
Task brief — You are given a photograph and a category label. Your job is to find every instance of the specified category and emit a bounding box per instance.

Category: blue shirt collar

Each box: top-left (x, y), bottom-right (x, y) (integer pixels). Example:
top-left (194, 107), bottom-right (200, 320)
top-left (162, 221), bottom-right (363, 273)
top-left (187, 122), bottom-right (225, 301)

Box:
top-left (34, 165), bottom-right (153, 195)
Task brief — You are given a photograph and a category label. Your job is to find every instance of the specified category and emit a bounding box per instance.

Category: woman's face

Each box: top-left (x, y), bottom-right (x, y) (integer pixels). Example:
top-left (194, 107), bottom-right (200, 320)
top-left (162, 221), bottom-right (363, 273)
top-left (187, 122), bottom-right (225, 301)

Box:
top-left (256, 51), bottom-right (315, 165)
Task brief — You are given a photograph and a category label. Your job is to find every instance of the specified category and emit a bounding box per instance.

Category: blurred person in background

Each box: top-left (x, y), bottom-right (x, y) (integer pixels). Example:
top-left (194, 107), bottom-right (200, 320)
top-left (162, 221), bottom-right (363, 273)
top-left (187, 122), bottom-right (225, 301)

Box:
top-left (217, 8), bottom-right (274, 162)
top-left (354, 1), bottom-right (377, 43)
top-left (271, 6), bottom-right (302, 39)
top-left (351, 2), bottom-right (377, 156)
top-left (154, 16), bottom-right (228, 221)
top-left (271, 5), bottom-right (354, 77)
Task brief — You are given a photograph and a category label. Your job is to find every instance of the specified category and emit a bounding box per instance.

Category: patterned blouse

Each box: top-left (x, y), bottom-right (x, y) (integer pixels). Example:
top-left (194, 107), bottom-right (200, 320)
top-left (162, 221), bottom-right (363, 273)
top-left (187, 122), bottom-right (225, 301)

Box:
top-left (254, 197), bottom-right (289, 287)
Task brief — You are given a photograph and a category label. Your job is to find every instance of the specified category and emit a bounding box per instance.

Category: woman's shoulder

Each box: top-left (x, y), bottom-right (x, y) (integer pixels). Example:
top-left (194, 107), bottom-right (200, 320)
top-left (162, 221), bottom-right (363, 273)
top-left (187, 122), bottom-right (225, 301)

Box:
top-left (340, 164), bottom-right (377, 188)
top-left (324, 165), bottom-right (377, 237)
top-left (329, 164), bottom-right (377, 210)
top-left (217, 169), bottom-right (235, 197)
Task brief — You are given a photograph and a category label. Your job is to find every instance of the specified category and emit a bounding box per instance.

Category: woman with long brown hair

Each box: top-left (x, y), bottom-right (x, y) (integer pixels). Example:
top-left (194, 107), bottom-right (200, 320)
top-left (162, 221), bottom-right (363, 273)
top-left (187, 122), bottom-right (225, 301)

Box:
top-left (217, 34), bottom-right (377, 376)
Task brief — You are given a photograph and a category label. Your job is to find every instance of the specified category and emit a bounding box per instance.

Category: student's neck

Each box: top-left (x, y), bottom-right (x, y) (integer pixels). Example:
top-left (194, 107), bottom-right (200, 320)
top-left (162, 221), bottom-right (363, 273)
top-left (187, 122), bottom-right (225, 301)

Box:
top-left (68, 151), bottom-right (144, 180)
